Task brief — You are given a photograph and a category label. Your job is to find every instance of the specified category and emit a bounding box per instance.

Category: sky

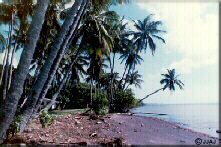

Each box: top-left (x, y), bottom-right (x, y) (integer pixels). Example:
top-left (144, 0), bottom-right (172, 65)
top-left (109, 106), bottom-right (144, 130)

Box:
top-left (110, 1), bottom-right (219, 104)
top-left (0, 1), bottom-right (219, 104)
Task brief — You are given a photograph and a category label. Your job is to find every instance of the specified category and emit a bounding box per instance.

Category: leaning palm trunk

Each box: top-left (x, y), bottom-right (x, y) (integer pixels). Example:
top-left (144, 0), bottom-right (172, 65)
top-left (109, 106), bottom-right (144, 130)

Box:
top-left (37, 1), bottom-right (87, 106)
top-left (18, 0), bottom-right (87, 133)
top-left (33, 49), bottom-right (81, 116)
top-left (0, 0), bottom-right (49, 143)
top-left (8, 38), bottom-right (18, 90)
top-left (2, 18), bottom-right (13, 100)
top-left (7, 13), bottom-right (16, 90)
top-left (125, 83), bottom-right (130, 91)
top-left (118, 64), bottom-right (128, 89)
top-left (0, 49), bottom-right (8, 86)
top-left (43, 61), bottom-right (75, 111)
top-left (138, 88), bottom-right (164, 103)
top-left (0, 49), bottom-right (7, 106)
top-left (123, 66), bottom-right (132, 90)
top-left (2, 53), bottom-right (9, 100)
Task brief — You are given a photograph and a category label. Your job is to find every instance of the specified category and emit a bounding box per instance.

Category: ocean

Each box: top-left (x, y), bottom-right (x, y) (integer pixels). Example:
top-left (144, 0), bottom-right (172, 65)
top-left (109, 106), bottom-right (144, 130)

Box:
top-left (131, 103), bottom-right (219, 138)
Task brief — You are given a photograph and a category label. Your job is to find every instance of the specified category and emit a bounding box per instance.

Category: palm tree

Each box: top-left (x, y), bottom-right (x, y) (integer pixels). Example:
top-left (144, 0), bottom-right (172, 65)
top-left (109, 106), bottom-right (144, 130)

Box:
top-left (138, 69), bottom-right (184, 103)
top-left (77, 8), bottom-right (120, 109)
top-left (119, 41), bottom-right (143, 89)
top-left (0, 0), bottom-right (34, 92)
top-left (43, 55), bottom-right (88, 111)
top-left (124, 70), bottom-right (143, 90)
top-left (132, 14), bottom-right (166, 54)
top-left (0, 0), bottom-right (49, 143)
top-left (19, 0), bottom-right (88, 133)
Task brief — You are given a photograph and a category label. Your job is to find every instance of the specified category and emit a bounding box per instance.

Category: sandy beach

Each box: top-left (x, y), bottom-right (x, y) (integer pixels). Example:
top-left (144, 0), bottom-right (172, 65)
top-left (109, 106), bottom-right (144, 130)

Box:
top-left (6, 113), bottom-right (219, 145)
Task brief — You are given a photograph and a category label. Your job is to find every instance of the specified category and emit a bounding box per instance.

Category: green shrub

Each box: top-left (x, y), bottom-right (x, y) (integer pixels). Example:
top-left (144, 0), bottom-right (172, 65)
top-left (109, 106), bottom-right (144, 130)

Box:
top-left (59, 83), bottom-right (91, 109)
top-left (7, 111), bottom-right (22, 137)
top-left (111, 89), bottom-right (136, 113)
top-left (92, 91), bottom-right (109, 115)
top-left (39, 110), bottom-right (53, 128)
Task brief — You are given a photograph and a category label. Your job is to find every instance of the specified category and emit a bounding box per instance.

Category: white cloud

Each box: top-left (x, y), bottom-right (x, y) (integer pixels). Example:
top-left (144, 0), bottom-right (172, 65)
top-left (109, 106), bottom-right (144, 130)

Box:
top-left (136, 2), bottom-right (219, 74)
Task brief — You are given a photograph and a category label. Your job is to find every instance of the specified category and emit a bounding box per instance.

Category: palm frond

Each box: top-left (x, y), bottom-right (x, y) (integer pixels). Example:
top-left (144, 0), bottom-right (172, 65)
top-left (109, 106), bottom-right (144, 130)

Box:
top-left (152, 35), bottom-right (166, 43)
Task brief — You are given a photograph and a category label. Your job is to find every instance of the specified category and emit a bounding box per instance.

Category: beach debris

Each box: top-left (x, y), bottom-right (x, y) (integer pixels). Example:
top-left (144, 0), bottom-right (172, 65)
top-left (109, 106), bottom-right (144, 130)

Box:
top-left (128, 113), bottom-right (134, 115)
top-left (113, 137), bottom-right (124, 146)
top-left (216, 130), bottom-right (221, 134)
top-left (75, 120), bottom-right (80, 124)
top-left (89, 113), bottom-right (98, 120)
top-left (90, 132), bottom-right (97, 137)
top-left (74, 116), bottom-right (81, 119)
top-left (24, 128), bottom-right (33, 133)
top-left (141, 123), bottom-right (144, 127)
top-left (96, 121), bottom-right (102, 124)
top-left (179, 140), bottom-right (185, 143)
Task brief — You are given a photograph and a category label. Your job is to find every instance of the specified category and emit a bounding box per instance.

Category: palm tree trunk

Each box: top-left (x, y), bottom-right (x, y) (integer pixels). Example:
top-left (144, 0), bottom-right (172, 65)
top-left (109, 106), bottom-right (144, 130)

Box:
top-left (18, 0), bottom-right (87, 133)
top-left (122, 67), bottom-right (131, 90)
top-left (7, 13), bottom-right (16, 90)
top-left (138, 88), bottom-right (164, 103)
top-left (8, 37), bottom-right (18, 90)
top-left (2, 15), bottom-right (13, 100)
top-left (0, 49), bottom-right (7, 106)
top-left (0, 48), bottom-right (8, 86)
top-left (2, 51), bottom-right (9, 100)
top-left (37, 2), bottom-right (87, 104)
top-left (125, 84), bottom-right (130, 91)
top-left (109, 53), bottom-right (115, 110)
top-left (34, 48), bottom-right (81, 115)
top-left (90, 79), bottom-right (93, 107)
top-left (43, 62), bottom-right (73, 111)
top-left (119, 64), bottom-right (128, 89)
top-left (0, 0), bottom-right (49, 143)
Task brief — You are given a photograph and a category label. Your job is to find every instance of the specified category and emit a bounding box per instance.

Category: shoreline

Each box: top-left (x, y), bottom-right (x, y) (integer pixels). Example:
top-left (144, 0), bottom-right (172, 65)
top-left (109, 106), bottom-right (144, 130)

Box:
top-left (103, 113), bottom-right (219, 145)
top-left (131, 112), bottom-right (218, 137)
top-left (7, 113), bottom-right (219, 145)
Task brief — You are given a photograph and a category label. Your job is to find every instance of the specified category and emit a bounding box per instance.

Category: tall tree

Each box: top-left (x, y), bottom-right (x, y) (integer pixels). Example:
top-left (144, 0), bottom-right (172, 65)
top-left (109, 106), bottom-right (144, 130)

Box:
top-left (132, 14), bottom-right (166, 54)
top-left (119, 41), bottom-right (143, 89)
top-left (0, 0), bottom-right (49, 143)
top-left (124, 70), bottom-right (143, 90)
top-left (18, 0), bottom-right (88, 133)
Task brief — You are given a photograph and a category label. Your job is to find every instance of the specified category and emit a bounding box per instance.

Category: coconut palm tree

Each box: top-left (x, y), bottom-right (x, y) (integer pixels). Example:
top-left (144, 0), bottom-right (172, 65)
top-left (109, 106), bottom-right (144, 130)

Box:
top-left (42, 55), bottom-right (88, 111)
top-left (119, 40), bottom-right (143, 89)
top-left (0, 0), bottom-right (49, 143)
top-left (19, 0), bottom-right (88, 133)
top-left (124, 70), bottom-right (143, 90)
top-left (0, 0), bottom-right (34, 92)
top-left (132, 14), bottom-right (166, 54)
top-left (138, 69), bottom-right (184, 103)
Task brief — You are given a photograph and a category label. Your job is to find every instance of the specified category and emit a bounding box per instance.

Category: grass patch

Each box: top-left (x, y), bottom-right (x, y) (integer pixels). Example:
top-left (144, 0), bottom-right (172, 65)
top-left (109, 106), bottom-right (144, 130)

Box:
top-left (50, 109), bottom-right (89, 116)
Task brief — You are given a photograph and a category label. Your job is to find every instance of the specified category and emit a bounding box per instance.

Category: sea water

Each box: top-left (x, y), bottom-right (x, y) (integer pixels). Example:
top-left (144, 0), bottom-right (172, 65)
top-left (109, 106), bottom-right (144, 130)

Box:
top-left (131, 103), bottom-right (219, 137)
